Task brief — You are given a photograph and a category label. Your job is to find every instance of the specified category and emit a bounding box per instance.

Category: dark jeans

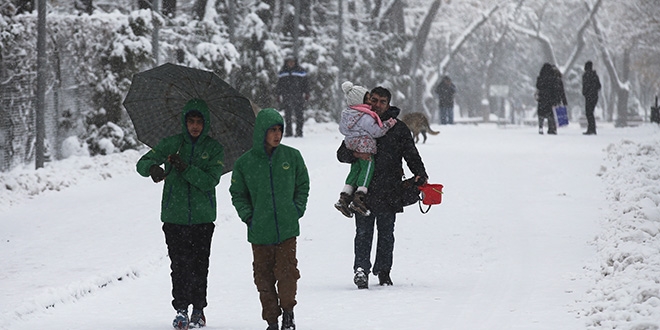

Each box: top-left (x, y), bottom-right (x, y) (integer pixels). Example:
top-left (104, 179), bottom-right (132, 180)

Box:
top-left (162, 222), bottom-right (215, 311)
top-left (585, 97), bottom-right (598, 133)
top-left (354, 210), bottom-right (396, 275)
top-left (281, 99), bottom-right (305, 136)
top-left (439, 106), bottom-right (454, 125)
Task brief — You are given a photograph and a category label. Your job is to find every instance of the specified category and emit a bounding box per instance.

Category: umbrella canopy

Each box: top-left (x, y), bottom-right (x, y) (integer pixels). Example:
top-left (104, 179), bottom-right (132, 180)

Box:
top-left (123, 63), bottom-right (255, 174)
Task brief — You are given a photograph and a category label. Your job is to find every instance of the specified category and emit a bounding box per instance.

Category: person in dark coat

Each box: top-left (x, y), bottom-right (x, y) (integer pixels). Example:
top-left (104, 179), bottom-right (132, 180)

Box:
top-left (337, 86), bottom-right (428, 289)
top-left (434, 76), bottom-right (457, 125)
top-left (275, 57), bottom-right (310, 137)
top-left (536, 63), bottom-right (566, 135)
top-left (582, 61), bottom-right (601, 135)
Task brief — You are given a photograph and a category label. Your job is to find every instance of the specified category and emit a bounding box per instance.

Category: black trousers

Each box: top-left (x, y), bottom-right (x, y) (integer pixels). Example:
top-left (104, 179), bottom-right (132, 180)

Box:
top-left (162, 222), bottom-right (215, 311)
top-left (281, 98), bottom-right (305, 136)
top-left (585, 97), bottom-right (598, 133)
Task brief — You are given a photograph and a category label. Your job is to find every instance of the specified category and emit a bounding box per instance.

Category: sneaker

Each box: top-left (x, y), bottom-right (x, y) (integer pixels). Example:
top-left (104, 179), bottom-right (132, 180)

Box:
top-left (334, 192), bottom-right (353, 218)
top-left (172, 309), bottom-right (189, 330)
top-left (282, 310), bottom-right (295, 330)
top-left (377, 271), bottom-right (393, 286)
top-left (266, 323), bottom-right (279, 330)
top-left (349, 191), bottom-right (370, 216)
top-left (354, 267), bottom-right (368, 289)
top-left (189, 309), bottom-right (206, 328)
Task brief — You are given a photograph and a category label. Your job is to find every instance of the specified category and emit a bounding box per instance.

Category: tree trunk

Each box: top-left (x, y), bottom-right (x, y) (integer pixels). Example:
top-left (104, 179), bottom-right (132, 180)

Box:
top-left (406, 0), bottom-right (442, 115)
top-left (15, 0), bottom-right (34, 14)
top-left (138, 0), bottom-right (151, 10)
top-left (193, 0), bottom-right (207, 20)
top-left (591, 17), bottom-right (631, 126)
top-left (76, 0), bottom-right (94, 14)
top-left (162, 0), bottom-right (176, 18)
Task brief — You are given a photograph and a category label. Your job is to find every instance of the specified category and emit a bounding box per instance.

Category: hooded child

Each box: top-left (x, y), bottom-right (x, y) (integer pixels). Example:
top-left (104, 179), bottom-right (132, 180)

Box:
top-left (229, 108), bottom-right (310, 330)
top-left (136, 98), bottom-right (225, 329)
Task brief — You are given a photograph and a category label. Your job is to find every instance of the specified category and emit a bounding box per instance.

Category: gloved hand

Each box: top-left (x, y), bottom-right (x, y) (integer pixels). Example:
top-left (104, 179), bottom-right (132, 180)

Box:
top-left (149, 165), bottom-right (166, 183)
top-left (414, 175), bottom-right (428, 186)
top-left (168, 154), bottom-right (188, 172)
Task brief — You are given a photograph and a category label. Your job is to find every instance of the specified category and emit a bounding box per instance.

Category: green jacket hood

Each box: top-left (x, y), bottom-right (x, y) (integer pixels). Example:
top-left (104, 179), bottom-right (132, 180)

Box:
top-left (253, 108), bottom-right (284, 151)
top-left (182, 98), bottom-right (211, 142)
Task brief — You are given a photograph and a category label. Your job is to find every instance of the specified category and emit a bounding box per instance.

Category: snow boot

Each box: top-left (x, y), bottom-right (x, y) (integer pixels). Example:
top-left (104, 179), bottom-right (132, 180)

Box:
top-left (377, 271), bottom-right (393, 286)
top-left (266, 323), bottom-right (279, 330)
top-left (281, 310), bottom-right (295, 330)
top-left (354, 267), bottom-right (368, 289)
top-left (189, 309), bottom-right (206, 328)
top-left (334, 192), bottom-right (353, 218)
top-left (172, 309), bottom-right (189, 330)
top-left (349, 191), bottom-right (370, 216)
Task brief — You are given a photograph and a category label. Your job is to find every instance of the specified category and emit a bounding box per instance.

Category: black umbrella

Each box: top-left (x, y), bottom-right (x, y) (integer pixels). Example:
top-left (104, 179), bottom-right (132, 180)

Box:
top-left (123, 63), bottom-right (255, 174)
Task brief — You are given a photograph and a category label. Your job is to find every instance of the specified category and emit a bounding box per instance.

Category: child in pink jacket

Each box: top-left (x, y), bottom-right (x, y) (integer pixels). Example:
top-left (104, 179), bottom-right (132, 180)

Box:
top-left (335, 81), bottom-right (396, 217)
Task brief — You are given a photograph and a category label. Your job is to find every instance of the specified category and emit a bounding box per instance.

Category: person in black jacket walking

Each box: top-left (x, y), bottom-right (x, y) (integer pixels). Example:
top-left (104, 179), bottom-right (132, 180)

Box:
top-left (275, 57), bottom-right (310, 137)
top-left (434, 76), bottom-right (457, 125)
top-left (536, 63), bottom-right (566, 135)
top-left (582, 61), bottom-right (601, 135)
top-left (337, 86), bottom-right (428, 289)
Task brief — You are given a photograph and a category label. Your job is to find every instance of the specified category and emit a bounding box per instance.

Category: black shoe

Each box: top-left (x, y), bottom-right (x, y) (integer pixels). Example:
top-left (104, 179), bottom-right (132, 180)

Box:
top-left (282, 310), bottom-right (295, 330)
top-left (267, 323), bottom-right (279, 330)
top-left (538, 128), bottom-right (543, 135)
top-left (354, 267), bottom-right (369, 289)
top-left (334, 192), bottom-right (353, 218)
top-left (349, 191), bottom-right (370, 216)
top-left (377, 271), bottom-right (393, 286)
top-left (189, 309), bottom-right (206, 328)
top-left (547, 131), bottom-right (557, 135)
top-left (583, 131), bottom-right (597, 135)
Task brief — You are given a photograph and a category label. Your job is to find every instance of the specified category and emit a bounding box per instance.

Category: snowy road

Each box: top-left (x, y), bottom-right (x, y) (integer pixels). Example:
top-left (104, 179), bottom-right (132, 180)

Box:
top-left (0, 122), bottom-right (644, 329)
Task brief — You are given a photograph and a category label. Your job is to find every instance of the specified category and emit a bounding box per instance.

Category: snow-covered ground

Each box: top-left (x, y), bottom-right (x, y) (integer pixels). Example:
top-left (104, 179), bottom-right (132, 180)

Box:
top-left (1, 121), bottom-right (660, 329)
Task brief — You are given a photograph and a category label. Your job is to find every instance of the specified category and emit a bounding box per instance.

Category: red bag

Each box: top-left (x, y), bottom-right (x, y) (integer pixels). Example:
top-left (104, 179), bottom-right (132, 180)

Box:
top-left (419, 183), bottom-right (443, 205)
top-left (417, 183), bottom-right (443, 214)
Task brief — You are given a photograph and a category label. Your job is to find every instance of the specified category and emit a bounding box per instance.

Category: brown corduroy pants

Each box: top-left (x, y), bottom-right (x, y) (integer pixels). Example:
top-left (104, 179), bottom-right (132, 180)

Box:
top-left (251, 237), bottom-right (300, 324)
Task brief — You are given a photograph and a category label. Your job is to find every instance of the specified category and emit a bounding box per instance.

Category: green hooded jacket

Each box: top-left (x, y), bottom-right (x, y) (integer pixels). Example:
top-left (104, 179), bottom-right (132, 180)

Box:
top-left (136, 99), bottom-right (225, 225)
top-left (229, 108), bottom-right (310, 245)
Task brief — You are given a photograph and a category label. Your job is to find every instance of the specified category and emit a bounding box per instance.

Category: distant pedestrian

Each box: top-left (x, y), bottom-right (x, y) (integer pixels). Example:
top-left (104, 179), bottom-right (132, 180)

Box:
top-left (229, 108), bottom-right (310, 330)
top-left (275, 57), bottom-right (310, 137)
top-left (582, 61), bottom-right (601, 135)
top-left (535, 63), bottom-right (566, 135)
top-left (434, 76), bottom-right (456, 125)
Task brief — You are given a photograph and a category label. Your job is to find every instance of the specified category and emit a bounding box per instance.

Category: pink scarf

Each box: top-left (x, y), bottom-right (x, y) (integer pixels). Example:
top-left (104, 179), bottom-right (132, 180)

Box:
top-left (349, 104), bottom-right (383, 127)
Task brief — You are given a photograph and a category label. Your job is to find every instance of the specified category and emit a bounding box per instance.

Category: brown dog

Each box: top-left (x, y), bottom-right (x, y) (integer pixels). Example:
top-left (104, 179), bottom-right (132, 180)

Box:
top-left (400, 112), bottom-right (439, 144)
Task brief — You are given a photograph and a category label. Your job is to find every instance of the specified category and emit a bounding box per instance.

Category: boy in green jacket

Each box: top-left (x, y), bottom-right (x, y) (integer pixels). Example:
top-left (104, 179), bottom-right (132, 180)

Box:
top-left (136, 98), bottom-right (224, 329)
top-left (229, 108), bottom-right (310, 330)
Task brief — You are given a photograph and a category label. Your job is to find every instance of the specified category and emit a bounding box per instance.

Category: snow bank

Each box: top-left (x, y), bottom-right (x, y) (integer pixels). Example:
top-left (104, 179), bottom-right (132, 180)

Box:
top-left (0, 149), bottom-right (145, 211)
top-left (585, 137), bottom-right (660, 329)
